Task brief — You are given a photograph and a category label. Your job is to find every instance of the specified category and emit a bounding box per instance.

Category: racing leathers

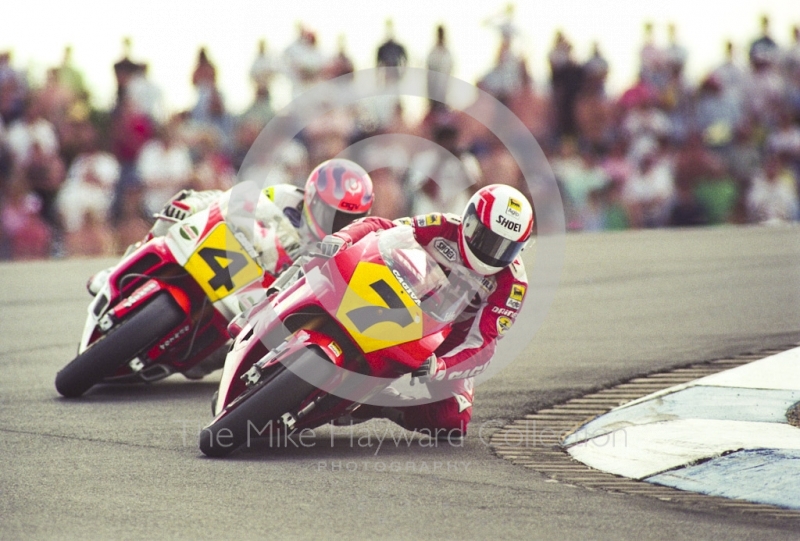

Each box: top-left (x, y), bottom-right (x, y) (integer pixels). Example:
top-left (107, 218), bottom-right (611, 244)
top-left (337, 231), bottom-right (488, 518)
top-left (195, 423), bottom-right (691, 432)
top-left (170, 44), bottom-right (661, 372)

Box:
top-left (89, 184), bottom-right (308, 296)
top-left (332, 212), bottom-right (529, 436)
top-left (162, 185), bottom-right (320, 310)
top-left (150, 185), bottom-right (307, 241)
top-left (85, 185), bottom-right (309, 379)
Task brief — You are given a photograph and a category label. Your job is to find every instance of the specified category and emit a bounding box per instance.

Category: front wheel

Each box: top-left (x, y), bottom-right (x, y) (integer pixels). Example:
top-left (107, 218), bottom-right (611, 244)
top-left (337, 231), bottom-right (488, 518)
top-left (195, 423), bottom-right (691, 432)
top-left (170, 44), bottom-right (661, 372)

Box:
top-left (55, 293), bottom-right (185, 397)
top-left (199, 348), bottom-right (336, 458)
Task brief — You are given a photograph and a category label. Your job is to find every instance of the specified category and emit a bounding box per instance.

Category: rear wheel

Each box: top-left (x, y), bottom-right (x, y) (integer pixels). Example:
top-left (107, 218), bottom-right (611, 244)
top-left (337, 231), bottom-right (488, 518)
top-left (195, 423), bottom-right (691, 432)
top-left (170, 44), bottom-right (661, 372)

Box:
top-left (55, 293), bottom-right (185, 398)
top-left (199, 348), bottom-right (336, 458)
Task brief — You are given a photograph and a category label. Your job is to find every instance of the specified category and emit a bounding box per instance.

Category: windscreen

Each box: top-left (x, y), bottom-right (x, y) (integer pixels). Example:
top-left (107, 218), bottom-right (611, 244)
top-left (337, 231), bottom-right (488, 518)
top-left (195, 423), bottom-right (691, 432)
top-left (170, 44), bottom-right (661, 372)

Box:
top-left (220, 190), bottom-right (303, 271)
top-left (378, 226), bottom-right (481, 324)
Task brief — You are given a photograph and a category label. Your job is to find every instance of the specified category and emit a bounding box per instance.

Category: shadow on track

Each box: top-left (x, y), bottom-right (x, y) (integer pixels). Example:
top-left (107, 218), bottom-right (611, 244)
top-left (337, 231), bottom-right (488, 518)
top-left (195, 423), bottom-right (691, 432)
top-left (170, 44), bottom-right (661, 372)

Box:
top-left (52, 378), bottom-right (220, 403)
top-left (197, 423), bottom-right (474, 463)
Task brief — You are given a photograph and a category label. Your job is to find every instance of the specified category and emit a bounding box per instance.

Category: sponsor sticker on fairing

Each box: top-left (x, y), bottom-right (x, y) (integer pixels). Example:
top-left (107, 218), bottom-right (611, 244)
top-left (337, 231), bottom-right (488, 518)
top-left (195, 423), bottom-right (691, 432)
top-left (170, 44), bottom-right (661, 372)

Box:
top-left (159, 324), bottom-right (191, 351)
top-left (328, 340), bottom-right (342, 357)
top-left (506, 298), bottom-right (521, 310)
top-left (391, 269), bottom-right (422, 306)
top-left (179, 224), bottom-right (199, 240)
top-left (121, 281), bottom-right (158, 309)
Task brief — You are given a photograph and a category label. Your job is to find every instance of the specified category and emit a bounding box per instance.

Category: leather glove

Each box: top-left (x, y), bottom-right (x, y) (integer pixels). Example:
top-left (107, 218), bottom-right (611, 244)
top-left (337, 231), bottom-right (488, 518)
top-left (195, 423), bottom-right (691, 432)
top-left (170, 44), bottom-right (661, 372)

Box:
top-left (314, 235), bottom-right (347, 259)
top-left (411, 354), bottom-right (440, 385)
top-left (157, 189), bottom-right (192, 221)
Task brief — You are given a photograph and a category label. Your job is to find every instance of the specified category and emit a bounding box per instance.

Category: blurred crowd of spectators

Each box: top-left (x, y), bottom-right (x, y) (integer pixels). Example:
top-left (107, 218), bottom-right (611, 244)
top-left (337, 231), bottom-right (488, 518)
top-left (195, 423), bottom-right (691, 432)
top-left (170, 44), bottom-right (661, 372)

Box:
top-left (541, 16), bottom-right (800, 231)
top-left (1, 11), bottom-right (800, 260)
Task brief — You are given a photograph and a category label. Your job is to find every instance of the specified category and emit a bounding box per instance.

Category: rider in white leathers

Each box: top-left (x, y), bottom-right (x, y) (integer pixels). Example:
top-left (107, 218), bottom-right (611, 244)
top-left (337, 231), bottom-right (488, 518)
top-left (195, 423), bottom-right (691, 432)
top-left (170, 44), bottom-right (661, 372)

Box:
top-left (87, 159), bottom-right (375, 377)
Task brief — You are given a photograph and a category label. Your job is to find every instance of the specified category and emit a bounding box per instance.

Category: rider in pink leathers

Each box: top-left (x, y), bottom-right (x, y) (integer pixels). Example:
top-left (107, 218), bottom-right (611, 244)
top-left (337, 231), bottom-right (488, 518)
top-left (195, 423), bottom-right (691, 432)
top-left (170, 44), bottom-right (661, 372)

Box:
top-left (318, 184), bottom-right (534, 439)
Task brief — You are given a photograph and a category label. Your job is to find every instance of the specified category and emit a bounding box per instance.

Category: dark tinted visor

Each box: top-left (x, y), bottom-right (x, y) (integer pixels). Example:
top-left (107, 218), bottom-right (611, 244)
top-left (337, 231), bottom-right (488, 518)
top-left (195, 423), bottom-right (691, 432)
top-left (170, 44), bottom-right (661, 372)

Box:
top-left (308, 195), bottom-right (368, 235)
top-left (463, 204), bottom-right (525, 268)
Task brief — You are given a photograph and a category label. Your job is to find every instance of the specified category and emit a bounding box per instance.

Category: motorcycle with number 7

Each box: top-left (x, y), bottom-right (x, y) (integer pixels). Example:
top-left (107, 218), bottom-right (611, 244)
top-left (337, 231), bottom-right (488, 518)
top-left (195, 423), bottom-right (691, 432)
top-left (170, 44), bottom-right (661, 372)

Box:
top-left (199, 225), bottom-right (481, 457)
top-left (55, 191), bottom-right (301, 397)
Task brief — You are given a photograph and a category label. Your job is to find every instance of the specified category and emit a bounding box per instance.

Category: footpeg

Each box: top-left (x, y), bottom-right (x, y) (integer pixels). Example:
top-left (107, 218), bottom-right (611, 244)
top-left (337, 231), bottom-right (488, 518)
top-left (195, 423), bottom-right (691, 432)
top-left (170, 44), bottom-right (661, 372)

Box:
top-left (241, 366), bottom-right (261, 386)
top-left (281, 412), bottom-right (297, 430)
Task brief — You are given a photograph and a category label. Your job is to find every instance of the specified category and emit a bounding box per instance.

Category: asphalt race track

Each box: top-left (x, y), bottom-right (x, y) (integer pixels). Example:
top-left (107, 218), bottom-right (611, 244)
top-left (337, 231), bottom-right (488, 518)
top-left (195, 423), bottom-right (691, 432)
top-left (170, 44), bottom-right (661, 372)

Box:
top-left (2, 225), bottom-right (800, 540)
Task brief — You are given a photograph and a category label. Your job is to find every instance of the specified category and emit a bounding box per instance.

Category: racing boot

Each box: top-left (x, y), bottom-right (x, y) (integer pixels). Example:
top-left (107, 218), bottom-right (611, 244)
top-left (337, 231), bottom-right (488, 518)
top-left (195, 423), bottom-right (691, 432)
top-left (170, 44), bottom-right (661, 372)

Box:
top-left (332, 387), bottom-right (408, 426)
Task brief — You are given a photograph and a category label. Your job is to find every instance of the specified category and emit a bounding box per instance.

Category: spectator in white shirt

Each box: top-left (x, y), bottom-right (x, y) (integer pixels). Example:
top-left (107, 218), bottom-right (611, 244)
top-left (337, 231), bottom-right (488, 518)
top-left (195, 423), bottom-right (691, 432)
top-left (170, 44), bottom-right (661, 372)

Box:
top-left (5, 99), bottom-right (59, 165)
top-left (426, 25), bottom-right (454, 109)
top-left (624, 146), bottom-right (675, 228)
top-left (57, 139), bottom-right (119, 231)
top-left (747, 154), bottom-right (799, 224)
top-left (137, 123), bottom-right (193, 215)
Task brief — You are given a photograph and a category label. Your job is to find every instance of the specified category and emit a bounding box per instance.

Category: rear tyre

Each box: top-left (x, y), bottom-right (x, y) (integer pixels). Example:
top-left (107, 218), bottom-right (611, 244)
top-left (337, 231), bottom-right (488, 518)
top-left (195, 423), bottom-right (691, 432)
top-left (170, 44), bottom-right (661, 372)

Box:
top-left (199, 348), bottom-right (336, 458)
top-left (55, 293), bottom-right (185, 398)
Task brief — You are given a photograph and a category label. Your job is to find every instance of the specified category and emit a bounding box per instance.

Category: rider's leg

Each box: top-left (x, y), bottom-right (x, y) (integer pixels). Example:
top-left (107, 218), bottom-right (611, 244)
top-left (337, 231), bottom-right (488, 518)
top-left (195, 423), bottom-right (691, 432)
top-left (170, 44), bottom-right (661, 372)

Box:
top-left (395, 378), bottom-right (474, 441)
top-left (342, 378), bottom-right (474, 441)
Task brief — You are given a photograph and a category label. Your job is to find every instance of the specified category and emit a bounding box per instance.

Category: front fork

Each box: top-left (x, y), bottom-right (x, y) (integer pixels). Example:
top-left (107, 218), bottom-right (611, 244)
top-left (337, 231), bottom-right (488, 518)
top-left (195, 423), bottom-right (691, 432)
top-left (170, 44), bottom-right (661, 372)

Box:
top-left (79, 277), bottom-right (191, 360)
top-left (78, 282), bottom-right (113, 353)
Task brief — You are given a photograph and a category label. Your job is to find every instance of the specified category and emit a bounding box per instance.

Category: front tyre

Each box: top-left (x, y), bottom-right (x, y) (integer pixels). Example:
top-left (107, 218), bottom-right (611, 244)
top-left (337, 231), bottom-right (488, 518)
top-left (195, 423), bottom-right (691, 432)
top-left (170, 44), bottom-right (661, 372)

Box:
top-left (199, 348), bottom-right (336, 458)
top-left (55, 293), bottom-right (185, 398)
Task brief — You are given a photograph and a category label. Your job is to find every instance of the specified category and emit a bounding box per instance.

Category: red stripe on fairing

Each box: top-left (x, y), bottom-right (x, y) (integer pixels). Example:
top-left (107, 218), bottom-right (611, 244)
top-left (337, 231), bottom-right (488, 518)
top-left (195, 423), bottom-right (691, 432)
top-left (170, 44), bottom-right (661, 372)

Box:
top-left (273, 237), bottom-right (294, 274)
top-left (200, 201), bottom-right (223, 238)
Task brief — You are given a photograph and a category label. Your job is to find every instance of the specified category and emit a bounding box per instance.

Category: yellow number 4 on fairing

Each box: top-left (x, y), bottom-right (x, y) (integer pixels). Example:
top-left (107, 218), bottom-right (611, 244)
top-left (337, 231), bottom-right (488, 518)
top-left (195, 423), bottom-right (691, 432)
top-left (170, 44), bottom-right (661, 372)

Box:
top-left (184, 224), bottom-right (263, 302)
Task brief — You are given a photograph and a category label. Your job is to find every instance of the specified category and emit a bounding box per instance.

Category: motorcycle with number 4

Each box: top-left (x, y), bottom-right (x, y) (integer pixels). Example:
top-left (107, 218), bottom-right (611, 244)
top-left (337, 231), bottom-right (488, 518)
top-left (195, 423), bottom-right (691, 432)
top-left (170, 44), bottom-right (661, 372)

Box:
top-left (55, 192), bottom-right (301, 398)
top-left (199, 226), bottom-right (480, 457)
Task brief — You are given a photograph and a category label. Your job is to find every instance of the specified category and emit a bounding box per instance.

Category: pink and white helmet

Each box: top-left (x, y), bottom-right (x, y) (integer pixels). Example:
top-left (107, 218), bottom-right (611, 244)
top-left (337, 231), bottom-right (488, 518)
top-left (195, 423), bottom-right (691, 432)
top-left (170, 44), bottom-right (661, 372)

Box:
top-left (458, 184), bottom-right (534, 275)
top-left (303, 159), bottom-right (374, 240)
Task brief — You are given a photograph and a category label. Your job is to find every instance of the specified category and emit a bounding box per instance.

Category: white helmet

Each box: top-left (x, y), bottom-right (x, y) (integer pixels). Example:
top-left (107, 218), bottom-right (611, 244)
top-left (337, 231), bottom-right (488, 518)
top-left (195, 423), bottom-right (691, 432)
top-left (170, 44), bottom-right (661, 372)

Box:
top-left (458, 184), bottom-right (534, 275)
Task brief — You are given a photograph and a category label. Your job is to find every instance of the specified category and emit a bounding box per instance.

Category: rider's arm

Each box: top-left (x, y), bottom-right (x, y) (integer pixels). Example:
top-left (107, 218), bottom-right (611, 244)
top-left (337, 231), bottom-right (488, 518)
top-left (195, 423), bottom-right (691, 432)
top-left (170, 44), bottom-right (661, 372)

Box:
top-left (154, 189), bottom-right (223, 223)
top-left (406, 212), bottom-right (461, 245)
top-left (332, 216), bottom-right (395, 247)
top-left (435, 259), bottom-right (528, 380)
top-left (149, 189), bottom-right (223, 237)
top-left (334, 213), bottom-right (460, 248)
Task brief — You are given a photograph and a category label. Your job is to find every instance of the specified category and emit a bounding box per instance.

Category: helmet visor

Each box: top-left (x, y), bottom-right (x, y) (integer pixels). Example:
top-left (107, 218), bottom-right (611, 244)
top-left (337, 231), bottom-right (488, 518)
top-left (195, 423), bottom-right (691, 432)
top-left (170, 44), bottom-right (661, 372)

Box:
top-left (463, 204), bottom-right (526, 268)
top-left (307, 194), bottom-right (368, 236)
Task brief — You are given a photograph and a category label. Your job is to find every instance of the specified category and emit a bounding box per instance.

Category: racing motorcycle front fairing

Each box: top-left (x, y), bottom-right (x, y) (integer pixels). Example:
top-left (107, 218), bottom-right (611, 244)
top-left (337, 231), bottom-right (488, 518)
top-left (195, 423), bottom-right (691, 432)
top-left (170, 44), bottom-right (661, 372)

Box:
top-left (79, 192), bottom-right (299, 383)
top-left (214, 226), bottom-right (479, 418)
